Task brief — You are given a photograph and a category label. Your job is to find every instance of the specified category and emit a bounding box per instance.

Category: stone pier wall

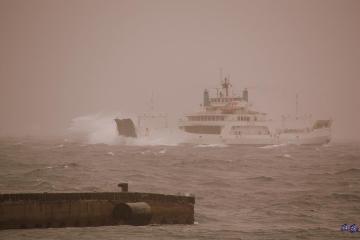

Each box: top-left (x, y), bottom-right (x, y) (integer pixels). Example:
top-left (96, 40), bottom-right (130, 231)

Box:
top-left (0, 192), bottom-right (195, 229)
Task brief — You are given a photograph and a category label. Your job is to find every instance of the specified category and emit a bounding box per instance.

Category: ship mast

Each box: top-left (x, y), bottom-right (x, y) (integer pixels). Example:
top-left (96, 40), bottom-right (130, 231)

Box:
top-left (222, 76), bottom-right (231, 97)
top-left (295, 93), bottom-right (299, 119)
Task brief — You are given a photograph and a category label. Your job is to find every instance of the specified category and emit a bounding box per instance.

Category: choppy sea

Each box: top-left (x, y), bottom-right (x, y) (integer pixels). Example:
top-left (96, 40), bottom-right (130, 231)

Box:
top-left (0, 136), bottom-right (359, 239)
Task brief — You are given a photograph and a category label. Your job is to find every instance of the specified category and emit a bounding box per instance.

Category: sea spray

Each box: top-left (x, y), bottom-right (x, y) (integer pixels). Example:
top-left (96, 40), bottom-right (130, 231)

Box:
top-left (67, 113), bottom-right (128, 145)
top-left (67, 113), bottom-right (185, 146)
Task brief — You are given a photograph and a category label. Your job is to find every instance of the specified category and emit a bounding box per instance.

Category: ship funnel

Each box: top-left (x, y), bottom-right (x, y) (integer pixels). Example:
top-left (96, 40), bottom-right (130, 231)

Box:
top-left (242, 88), bottom-right (248, 102)
top-left (203, 89), bottom-right (210, 107)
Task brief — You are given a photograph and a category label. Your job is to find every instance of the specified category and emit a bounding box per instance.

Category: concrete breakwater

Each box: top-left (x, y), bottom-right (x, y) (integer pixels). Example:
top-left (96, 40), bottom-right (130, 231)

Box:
top-left (0, 190), bottom-right (195, 229)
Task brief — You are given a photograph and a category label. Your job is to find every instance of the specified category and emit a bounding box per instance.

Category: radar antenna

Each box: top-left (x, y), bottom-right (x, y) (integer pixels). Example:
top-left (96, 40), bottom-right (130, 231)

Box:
top-left (222, 76), bottom-right (232, 97)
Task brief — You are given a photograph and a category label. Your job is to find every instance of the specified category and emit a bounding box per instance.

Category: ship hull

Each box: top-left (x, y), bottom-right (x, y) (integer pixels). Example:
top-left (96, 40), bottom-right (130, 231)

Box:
top-left (181, 128), bottom-right (331, 145)
top-left (276, 128), bottom-right (331, 145)
top-left (114, 119), bottom-right (332, 145)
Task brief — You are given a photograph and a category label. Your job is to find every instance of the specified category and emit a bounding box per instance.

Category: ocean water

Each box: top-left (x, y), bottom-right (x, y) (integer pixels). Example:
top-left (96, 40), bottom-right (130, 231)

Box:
top-left (0, 137), bottom-right (359, 239)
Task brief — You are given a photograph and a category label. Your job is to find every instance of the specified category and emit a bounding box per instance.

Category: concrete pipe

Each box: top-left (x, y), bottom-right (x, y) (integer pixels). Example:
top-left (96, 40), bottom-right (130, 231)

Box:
top-left (112, 202), bottom-right (152, 226)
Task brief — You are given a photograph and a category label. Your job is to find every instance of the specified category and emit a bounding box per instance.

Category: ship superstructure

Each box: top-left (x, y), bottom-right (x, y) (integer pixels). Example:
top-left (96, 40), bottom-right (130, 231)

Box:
top-left (178, 77), bottom-right (332, 145)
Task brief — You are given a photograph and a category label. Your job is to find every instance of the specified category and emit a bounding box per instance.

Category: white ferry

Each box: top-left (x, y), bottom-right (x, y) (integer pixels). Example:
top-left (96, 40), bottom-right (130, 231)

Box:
top-left (178, 77), bottom-right (332, 145)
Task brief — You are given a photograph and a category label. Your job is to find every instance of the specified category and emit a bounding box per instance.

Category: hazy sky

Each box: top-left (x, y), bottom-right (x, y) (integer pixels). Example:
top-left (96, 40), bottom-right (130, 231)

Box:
top-left (0, 0), bottom-right (359, 139)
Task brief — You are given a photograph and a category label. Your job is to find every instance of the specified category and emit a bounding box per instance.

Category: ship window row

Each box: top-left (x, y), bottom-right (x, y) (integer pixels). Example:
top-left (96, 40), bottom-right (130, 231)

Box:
top-left (237, 116), bottom-right (256, 121)
top-left (282, 128), bottom-right (310, 134)
top-left (210, 97), bottom-right (241, 103)
top-left (188, 115), bottom-right (225, 121)
top-left (233, 130), bottom-right (270, 135)
top-left (231, 126), bottom-right (270, 135)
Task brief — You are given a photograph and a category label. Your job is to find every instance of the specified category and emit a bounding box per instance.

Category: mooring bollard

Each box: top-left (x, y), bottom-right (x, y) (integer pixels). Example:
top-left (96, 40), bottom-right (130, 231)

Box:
top-left (118, 182), bottom-right (128, 192)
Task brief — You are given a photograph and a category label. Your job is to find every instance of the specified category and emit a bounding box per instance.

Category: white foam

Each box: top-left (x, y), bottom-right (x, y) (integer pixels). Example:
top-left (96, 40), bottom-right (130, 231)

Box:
top-left (158, 149), bottom-right (167, 154)
top-left (258, 143), bottom-right (287, 149)
top-left (68, 113), bottom-right (127, 145)
top-left (276, 153), bottom-right (292, 159)
top-left (194, 144), bottom-right (227, 148)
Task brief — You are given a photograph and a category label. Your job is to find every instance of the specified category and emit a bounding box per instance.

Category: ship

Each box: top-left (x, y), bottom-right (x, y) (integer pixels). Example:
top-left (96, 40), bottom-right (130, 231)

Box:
top-left (115, 77), bottom-right (332, 145)
top-left (178, 77), bottom-right (332, 145)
